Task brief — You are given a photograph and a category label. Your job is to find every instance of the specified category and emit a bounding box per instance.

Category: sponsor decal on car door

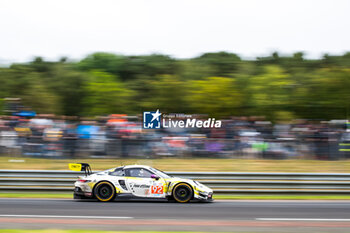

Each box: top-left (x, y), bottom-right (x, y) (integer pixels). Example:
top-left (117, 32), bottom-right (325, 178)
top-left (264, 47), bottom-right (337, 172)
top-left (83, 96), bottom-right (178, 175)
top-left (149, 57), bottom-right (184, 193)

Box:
top-left (125, 168), bottom-right (166, 198)
top-left (126, 178), bottom-right (152, 197)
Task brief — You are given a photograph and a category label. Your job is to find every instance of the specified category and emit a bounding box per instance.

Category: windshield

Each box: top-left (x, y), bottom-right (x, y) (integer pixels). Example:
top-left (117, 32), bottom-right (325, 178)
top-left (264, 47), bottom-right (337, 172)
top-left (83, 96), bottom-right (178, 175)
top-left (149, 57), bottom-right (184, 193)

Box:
top-left (149, 167), bottom-right (171, 178)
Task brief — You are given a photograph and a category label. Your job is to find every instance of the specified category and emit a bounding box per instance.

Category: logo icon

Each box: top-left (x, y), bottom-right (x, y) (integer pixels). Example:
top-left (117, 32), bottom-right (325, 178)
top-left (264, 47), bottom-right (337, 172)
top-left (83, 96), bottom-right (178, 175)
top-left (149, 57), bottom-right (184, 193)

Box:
top-left (143, 109), bottom-right (161, 129)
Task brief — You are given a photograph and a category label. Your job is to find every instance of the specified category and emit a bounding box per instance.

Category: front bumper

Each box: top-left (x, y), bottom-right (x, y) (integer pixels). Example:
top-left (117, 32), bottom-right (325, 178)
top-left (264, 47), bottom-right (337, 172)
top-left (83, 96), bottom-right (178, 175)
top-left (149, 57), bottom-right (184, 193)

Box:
top-left (196, 191), bottom-right (213, 201)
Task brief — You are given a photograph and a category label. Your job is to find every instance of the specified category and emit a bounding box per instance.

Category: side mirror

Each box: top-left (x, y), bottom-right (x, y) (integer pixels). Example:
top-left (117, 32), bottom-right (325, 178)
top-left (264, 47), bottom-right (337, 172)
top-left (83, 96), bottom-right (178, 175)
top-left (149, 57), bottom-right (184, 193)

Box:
top-left (151, 174), bottom-right (160, 180)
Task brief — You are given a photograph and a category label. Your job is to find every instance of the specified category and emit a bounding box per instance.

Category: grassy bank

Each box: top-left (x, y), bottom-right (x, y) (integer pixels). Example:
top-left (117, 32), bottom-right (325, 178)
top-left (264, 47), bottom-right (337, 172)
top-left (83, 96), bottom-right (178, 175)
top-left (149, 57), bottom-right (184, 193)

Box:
top-left (1, 156), bottom-right (350, 172)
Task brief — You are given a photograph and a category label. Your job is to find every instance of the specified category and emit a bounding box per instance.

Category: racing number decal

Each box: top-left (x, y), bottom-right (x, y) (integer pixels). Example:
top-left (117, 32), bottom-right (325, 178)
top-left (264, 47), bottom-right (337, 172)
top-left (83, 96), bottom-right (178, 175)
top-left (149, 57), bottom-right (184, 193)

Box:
top-left (151, 185), bottom-right (163, 194)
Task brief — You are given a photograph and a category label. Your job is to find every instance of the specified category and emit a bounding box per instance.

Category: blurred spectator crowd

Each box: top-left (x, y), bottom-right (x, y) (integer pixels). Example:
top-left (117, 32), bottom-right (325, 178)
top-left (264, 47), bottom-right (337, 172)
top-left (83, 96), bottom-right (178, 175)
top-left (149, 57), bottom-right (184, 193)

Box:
top-left (0, 114), bottom-right (349, 160)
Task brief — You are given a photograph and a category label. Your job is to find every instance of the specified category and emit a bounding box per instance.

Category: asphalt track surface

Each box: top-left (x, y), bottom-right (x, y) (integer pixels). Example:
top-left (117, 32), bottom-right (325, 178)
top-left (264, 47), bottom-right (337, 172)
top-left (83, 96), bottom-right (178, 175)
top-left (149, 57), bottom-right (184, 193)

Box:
top-left (1, 198), bottom-right (350, 232)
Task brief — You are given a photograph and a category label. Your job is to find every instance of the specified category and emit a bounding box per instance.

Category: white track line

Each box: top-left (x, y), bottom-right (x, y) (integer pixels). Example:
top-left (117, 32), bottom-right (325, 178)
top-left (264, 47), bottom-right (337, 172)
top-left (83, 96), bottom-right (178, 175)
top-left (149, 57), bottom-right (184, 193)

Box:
top-left (0, 214), bottom-right (133, 219)
top-left (256, 218), bottom-right (350, 221)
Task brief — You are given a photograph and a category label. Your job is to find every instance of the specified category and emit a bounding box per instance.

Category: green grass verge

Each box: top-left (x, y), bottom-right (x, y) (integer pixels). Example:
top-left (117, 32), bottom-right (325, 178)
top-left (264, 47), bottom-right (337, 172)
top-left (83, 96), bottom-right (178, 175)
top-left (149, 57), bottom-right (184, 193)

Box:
top-left (2, 156), bottom-right (350, 172)
top-left (0, 193), bottom-right (72, 199)
top-left (1, 193), bottom-right (350, 200)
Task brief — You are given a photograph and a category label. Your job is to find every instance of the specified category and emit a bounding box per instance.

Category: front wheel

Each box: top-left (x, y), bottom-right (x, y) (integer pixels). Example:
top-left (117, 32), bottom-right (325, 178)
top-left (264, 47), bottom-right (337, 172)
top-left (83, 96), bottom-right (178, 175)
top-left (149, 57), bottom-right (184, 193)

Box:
top-left (94, 182), bottom-right (115, 202)
top-left (172, 183), bottom-right (193, 203)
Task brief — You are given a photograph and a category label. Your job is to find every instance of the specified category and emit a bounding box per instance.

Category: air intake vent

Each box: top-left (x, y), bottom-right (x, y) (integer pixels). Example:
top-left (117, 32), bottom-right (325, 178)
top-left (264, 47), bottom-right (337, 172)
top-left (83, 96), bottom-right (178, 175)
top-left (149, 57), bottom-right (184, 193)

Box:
top-left (118, 180), bottom-right (128, 190)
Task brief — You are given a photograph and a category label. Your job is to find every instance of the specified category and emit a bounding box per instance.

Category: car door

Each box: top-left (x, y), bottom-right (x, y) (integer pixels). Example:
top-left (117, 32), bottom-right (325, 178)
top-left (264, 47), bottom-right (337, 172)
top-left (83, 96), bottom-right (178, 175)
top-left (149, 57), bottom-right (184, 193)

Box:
top-left (124, 168), bottom-right (166, 198)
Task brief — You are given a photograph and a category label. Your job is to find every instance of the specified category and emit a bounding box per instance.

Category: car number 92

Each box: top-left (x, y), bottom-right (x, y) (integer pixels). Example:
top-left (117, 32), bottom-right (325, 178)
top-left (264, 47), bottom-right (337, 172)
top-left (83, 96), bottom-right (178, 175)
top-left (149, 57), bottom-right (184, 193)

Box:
top-left (151, 185), bottom-right (163, 194)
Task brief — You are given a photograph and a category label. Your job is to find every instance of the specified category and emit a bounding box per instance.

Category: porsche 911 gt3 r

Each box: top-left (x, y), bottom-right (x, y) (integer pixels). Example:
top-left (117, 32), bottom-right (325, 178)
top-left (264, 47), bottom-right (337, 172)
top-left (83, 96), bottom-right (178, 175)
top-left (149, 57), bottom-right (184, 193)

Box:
top-left (69, 163), bottom-right (213, 203)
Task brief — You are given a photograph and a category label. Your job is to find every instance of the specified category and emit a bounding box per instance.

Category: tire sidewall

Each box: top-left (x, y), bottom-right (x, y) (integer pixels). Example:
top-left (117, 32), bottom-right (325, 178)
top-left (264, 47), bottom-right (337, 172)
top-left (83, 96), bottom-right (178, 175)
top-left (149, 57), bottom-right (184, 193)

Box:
top-left (94, 181), bottom-right (116, 202)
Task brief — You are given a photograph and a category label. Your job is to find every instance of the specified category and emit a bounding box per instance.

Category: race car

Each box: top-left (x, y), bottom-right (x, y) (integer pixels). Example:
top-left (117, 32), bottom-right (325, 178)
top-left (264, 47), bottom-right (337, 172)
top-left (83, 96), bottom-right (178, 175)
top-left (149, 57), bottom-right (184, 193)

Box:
top-left (69, 163), bottom-right (213, 203)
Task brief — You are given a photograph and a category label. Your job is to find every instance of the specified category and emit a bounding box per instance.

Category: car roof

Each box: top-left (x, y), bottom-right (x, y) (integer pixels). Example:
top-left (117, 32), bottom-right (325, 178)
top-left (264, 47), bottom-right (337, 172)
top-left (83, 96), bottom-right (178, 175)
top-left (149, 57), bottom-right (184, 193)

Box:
top-left (116, 164), bottom-right (152, 170)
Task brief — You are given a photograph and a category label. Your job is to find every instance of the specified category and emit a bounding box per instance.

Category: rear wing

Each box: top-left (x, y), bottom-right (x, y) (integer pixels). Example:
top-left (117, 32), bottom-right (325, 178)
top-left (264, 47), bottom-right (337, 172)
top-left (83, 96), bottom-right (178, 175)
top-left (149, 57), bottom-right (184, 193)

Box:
top-left (69, 163), bottom-right (92, 176)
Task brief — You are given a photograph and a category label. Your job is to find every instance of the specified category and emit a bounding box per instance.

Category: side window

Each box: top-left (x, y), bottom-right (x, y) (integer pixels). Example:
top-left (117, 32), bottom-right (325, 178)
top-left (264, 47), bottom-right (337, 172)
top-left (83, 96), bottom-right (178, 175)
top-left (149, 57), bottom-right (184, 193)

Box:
top-left (110, 168), bottom-right (125, 176)
top-left (126, 168), bottom-right (154, 178)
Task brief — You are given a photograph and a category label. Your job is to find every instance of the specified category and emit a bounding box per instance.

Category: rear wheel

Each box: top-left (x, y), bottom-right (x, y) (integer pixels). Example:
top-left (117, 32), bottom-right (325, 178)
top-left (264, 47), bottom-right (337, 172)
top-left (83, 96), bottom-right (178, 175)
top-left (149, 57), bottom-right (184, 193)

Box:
top-left (94, 182), bottom-right (115, 202)
top-left (172, 183), bottom-right (193, 203)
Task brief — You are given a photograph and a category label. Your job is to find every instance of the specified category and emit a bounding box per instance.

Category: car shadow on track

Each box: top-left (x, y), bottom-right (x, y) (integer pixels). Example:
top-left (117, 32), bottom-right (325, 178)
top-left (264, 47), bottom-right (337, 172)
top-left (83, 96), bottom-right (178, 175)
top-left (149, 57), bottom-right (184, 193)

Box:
top-left (74, 197), bottom-right (213, 204)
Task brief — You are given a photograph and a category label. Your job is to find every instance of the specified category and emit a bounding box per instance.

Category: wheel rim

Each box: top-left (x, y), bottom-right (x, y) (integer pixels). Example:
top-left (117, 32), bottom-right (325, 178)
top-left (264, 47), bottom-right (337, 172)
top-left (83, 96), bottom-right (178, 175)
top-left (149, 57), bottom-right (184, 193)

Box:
top-left (97, 184), bottom-right (113, 200)
top-left (175, 186), bottom-right (191, 202)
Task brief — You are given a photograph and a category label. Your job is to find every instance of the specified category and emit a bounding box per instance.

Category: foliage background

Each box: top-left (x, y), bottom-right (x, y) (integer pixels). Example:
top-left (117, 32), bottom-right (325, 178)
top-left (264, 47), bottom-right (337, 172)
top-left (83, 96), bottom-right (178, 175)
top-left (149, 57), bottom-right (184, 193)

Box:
top-left (1, 52), bottom-right (350, 120)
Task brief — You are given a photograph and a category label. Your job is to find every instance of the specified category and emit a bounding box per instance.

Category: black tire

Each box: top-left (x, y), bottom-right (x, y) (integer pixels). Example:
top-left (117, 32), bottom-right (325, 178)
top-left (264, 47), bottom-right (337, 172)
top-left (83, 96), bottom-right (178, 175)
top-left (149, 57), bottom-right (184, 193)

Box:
top-left (94, 182), bottom-right (115, 202)
top-left (172, 183), bottom-right (193, 203)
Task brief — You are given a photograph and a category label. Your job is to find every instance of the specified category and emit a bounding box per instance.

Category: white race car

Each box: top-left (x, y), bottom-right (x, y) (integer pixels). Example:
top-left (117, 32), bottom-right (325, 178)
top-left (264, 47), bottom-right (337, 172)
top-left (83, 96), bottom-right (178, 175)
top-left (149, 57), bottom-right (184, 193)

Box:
top-left (69, 163), bottom-right (213, 203)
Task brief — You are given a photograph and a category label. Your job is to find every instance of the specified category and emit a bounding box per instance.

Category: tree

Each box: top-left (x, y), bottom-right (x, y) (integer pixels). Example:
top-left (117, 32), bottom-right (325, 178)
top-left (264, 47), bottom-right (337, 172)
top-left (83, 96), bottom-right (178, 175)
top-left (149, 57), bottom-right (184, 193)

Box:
top-left (294, 67), bottom-right (350, 119)
top-left (248, 66), bottom-right (294, 119)
top-left (77, 52), bottom-right (126, 77)
top-left (186, 77), bottom-right (242, 117)
top-left (83, 71), bottom-right (133, 115)
top-left (48, 65), bottom-right (88, 116)
top-left (0, 66), bottom-right (61, 114)
top-left (194, 52), bottom-right (241, 77)
top-left (141, 75), bottom-right (188, 113)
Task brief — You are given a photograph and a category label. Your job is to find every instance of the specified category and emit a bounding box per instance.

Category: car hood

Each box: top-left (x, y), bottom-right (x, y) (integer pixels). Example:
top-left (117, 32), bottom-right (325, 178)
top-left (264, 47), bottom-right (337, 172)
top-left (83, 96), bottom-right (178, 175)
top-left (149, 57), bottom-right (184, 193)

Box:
top-left (167, 177), bottom-right (212, 193)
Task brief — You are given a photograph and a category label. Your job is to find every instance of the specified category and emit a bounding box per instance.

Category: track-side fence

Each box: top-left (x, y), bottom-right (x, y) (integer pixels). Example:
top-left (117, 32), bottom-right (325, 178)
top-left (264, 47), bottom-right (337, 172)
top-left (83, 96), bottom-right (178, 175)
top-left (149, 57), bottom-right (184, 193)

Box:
top-left (1, 170), bottom-right (350, 194)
